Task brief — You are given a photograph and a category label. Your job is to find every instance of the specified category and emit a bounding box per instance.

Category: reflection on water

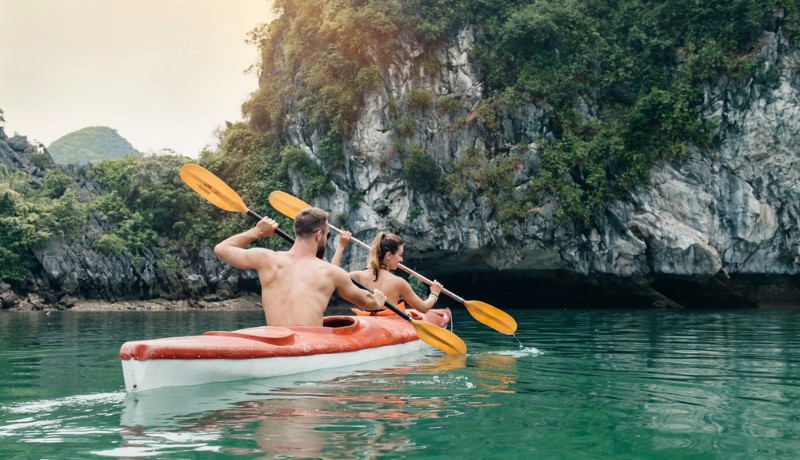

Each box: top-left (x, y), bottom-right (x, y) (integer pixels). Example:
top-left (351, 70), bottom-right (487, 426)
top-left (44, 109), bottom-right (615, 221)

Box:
top-left (109, 349), bottom-right (536, 458)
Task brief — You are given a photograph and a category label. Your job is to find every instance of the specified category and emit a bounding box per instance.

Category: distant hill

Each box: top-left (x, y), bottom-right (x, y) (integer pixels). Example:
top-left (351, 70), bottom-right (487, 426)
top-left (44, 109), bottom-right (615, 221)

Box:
top-left (48, 126), bottom-right (141, 164)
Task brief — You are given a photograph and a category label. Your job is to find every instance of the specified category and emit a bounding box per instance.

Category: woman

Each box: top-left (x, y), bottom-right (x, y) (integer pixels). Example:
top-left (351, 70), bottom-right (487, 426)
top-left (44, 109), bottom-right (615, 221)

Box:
top-left (332, 231), bottom-right (443, 314)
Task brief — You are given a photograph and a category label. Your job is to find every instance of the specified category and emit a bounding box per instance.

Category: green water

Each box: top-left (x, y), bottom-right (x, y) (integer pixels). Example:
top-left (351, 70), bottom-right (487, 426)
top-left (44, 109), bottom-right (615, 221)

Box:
top-left (1, 307), bottom-right (799, 459)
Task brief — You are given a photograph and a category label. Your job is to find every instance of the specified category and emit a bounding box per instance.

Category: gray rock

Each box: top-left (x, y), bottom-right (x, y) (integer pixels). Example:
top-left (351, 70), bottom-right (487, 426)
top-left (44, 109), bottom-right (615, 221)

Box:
top-left (279, 28), bottom-right (800, 308)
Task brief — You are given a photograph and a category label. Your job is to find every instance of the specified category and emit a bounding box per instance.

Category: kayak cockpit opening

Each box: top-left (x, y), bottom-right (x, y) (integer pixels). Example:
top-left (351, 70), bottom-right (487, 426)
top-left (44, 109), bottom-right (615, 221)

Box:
top-left (323, 316), bottom-right (361, 335)
top-left (323, 316), bottom-right (356, 328)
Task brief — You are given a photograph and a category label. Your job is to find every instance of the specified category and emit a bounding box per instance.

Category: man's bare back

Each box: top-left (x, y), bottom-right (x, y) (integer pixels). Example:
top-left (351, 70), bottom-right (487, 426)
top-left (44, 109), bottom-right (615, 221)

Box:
top-left (256, 250), bottom-right (348, 326)
top-left (214, 210), bottom-right (385, 326)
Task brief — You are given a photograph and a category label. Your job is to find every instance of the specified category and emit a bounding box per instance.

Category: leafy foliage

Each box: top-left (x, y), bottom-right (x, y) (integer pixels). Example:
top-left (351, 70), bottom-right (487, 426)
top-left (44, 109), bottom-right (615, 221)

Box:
top-left (407, 89), bottom-right (433, 111)
top-left (403, 146), bottom-right (440, 192)
top-left (317, 134), bottom-right (345, 170)
top-left (0, 169), bottom-right (88, 281)
top-left (92, 234), bottom-right (128, 256)
top-left (240, 0), bottom-right (798, 227)
top-left (89, 156), bottom-right (196, 253)
top-left (0, 186), bottom-right (37, 280)
top-left (244, 0), bottom-right (399, 134)
top-left (458, 0), bottom-right (789, 225)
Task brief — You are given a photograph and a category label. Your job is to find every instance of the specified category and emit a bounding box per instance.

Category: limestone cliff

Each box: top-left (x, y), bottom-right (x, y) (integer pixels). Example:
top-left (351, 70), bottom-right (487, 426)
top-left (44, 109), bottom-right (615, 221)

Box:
top-left (282, 28), bottom-right (800, 309)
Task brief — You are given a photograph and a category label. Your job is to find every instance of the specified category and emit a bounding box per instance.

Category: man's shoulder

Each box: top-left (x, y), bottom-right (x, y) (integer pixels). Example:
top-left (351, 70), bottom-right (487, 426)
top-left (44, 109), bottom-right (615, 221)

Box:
top-left (322, 260), bottom-right (348, 274)
top-left (292, 255), bottom-right (345, 272)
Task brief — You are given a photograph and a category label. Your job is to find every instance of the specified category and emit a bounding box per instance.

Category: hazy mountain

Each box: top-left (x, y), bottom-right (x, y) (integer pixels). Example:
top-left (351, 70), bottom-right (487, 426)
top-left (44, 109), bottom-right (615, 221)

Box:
top-left (48, 126), bottom-right (141, 164)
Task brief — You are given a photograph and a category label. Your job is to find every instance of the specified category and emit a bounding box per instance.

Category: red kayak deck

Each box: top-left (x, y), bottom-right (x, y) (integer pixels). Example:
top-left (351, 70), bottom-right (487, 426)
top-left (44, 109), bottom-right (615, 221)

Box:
top-left (120, 309), bottom-right (450, 361)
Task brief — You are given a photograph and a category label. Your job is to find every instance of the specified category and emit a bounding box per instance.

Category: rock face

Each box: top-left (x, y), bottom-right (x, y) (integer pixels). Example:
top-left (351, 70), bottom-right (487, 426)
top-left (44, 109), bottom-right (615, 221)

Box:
top-left (0, 127), bottom-right (54, 179)
top-left (4, 27), bottom-right (800, 310)
top-left (283, 27), bottom-right (800, 309)
top-left (0, 127), bottom-right (256, 311)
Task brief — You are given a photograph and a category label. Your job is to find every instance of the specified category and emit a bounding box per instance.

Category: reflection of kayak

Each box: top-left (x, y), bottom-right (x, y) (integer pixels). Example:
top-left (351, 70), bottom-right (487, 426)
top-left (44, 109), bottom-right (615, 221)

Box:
top-left (120, 308), bottom-right (452, 392)
top-left (120, 352), bottom-right (465, 429)
top-left (352, 301), bottom-right (407, 316)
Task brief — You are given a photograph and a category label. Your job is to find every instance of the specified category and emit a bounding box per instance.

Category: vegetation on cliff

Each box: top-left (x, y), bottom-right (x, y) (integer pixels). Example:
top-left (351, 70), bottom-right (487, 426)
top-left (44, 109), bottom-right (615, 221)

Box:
top-left (241, 0), bottom-right (797, 225)
top-left (0, 166), bottom-right (87, 281)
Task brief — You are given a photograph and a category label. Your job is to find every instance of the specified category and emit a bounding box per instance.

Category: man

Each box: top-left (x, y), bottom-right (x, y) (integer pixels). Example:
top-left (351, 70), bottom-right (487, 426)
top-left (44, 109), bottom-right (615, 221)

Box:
top-left (214, 207), bottom-right (386, 327)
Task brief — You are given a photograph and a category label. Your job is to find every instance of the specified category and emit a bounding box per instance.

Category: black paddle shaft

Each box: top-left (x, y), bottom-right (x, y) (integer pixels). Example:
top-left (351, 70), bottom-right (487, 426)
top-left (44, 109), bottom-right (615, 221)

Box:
top-left (245, 209), bottom-right (412, 321)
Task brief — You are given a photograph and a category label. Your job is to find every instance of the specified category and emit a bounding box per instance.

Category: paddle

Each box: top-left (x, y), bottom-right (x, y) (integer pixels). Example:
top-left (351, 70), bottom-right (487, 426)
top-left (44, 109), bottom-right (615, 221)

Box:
top-left (268, 190), bottom-right (518, 335)
top-left (179, 163), bottom-right (466, 354)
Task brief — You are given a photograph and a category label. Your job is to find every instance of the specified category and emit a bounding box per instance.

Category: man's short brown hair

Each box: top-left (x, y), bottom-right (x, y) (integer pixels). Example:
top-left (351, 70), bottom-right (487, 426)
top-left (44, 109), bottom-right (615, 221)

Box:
top-left (294, 207), bottom-right (328, 237)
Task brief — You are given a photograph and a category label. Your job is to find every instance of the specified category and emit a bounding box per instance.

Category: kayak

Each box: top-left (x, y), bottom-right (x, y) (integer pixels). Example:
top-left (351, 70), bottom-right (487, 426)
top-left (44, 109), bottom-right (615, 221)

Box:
top-left (120, 308), bottom-right (452, 392)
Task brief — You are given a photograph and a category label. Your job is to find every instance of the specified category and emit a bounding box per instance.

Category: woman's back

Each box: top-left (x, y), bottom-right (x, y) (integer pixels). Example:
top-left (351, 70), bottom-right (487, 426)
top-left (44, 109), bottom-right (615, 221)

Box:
top-left (351, 269), bottom-right (405, 305)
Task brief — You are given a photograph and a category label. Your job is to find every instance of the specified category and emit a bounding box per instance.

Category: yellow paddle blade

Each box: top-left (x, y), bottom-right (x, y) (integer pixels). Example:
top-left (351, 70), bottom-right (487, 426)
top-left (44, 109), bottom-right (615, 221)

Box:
top-left (463, 300), bottom-right (518, 335)
top-left (269, 190), bottom-right (311, 219)
top-left (179, 163), bottom-right (248, 213)
top-left (411, 319), bottom-right (467, 355)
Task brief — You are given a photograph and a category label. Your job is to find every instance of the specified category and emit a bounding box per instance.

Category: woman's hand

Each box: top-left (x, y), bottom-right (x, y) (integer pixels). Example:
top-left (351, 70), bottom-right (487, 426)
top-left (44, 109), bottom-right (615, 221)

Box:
top-left (430, 280), bottom-right (443, 298)
top-left (338, 231), bottom-right (352, 247)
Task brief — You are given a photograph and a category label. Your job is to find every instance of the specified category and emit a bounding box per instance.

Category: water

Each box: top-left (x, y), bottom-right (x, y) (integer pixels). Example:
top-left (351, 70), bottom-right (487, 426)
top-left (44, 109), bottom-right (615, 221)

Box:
top-left (1, 308), bottom-right (799, 458)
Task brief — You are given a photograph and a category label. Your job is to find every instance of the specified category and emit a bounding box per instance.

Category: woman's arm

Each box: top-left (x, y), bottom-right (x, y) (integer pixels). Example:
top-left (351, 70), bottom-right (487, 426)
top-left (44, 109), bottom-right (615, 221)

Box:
top-left (330, 231), bottom-right (351, 266)
top-left (397, 278), bottom-right (443, 313)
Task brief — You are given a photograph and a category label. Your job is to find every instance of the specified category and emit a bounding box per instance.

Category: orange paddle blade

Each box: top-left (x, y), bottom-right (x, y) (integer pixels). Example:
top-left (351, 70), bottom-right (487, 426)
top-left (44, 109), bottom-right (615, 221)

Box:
top-left (463, 300), bottom-right (517, 335)
top-left (179, 164), bottom-right (248, 213)
top-left (269, 190), bottom-right (311, 219)
top-left (411, 319), bottom-right (467, 355)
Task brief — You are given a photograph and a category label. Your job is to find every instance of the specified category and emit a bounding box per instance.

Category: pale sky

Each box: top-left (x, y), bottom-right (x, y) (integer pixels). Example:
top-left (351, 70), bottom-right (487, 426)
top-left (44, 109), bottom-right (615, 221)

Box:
top-left (0, 0), bottom-right (275, 157)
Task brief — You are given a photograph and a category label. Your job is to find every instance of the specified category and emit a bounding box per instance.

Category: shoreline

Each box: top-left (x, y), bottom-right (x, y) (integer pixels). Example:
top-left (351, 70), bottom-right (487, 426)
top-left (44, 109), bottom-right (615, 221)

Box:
top-left (1, 293), bottom-right (363, 313)
top-left (0, 293), bottom-right (265, 312)
top-left (69, 293), bottom-right (264, 311)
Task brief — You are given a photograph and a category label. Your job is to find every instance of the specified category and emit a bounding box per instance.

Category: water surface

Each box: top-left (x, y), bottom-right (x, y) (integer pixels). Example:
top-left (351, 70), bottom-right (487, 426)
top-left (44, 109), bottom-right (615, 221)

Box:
top-left (1, 307), bottom-right (799, 458)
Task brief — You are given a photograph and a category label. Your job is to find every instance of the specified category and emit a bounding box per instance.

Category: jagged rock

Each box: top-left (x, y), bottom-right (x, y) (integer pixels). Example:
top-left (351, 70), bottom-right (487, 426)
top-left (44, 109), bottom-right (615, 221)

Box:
top-left (281, 28), bottom-right (800, 309)
top-left (0, 283), bottom-right (19, 310)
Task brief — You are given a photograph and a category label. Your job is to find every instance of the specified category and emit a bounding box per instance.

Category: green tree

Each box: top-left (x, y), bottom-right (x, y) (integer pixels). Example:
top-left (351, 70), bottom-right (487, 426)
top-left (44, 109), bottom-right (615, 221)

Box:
top-left (403, 147), bottom-right (440, 192)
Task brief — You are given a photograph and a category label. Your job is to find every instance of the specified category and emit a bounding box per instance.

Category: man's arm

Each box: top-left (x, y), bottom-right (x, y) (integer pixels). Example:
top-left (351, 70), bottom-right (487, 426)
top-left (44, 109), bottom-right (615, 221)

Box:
top-left (331, 266), bottom-right (386, 310)
top-left (214, 217), bottom-right (278, 270)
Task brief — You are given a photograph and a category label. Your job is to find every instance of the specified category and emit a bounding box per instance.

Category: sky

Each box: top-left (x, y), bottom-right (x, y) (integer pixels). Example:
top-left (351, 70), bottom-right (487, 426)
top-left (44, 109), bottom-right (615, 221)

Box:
top-left (0, 0), bottom-right (275, 158)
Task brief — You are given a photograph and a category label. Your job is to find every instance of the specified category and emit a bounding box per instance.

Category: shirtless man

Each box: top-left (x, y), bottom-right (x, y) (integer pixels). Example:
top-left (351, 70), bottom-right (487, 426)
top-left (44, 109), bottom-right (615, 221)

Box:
top-left (214, 207), bottom-right (385, 326)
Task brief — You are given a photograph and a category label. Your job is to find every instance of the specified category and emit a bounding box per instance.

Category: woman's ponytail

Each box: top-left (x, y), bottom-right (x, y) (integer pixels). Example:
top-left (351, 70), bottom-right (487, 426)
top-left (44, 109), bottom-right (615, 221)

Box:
top-left (366, 232), bottom-right (402, 281)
